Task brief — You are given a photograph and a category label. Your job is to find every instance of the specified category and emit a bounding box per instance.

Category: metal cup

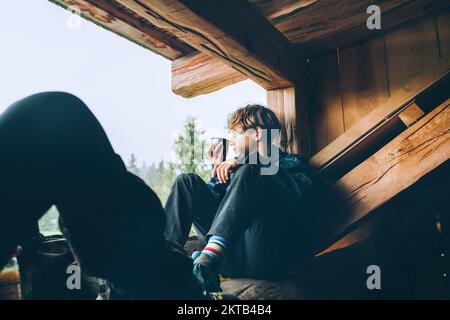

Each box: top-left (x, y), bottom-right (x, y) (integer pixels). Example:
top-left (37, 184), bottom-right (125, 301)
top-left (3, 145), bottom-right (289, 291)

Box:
top-left (210, 137), bottom-right (230, 163)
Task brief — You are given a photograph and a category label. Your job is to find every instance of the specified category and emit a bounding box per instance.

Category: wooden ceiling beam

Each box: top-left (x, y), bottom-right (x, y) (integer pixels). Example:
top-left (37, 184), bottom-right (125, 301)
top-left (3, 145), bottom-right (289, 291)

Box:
top-left (268, 0), bottom-right (450, 57)
top-left (248, 0), bottom-right (318, 21)
top-left (114, 0), bottom-right (304, 90)
top-left (172, 52), bottom-right (247, 98)
top-left (50, 0), bottom-right (195, 60)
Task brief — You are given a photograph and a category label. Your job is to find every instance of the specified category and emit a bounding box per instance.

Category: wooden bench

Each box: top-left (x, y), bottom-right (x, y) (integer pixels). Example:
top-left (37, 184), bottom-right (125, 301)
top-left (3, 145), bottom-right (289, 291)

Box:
top-left (186, 68), bottom-right (450, 299)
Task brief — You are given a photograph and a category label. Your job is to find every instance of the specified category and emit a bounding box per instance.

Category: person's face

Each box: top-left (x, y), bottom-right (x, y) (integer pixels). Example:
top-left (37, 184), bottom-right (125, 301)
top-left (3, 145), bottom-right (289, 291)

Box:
top-left (229, 127), bottom-right (259, 156)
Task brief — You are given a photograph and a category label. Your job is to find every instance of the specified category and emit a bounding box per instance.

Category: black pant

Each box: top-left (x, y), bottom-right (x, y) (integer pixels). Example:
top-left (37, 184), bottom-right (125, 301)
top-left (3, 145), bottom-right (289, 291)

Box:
top-left (164, 165), bottom-right (305, 279)
top-left (0, 92), bottom-right (201, 299)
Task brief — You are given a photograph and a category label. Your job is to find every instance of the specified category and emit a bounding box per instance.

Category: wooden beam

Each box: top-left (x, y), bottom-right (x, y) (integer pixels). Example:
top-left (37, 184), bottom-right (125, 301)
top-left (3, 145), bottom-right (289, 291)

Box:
top-left (317, 220), bottom-right (373, 256)
top-left (315, 99), bottom-right (450, 254)
top-left (267, 85), bottom-right (311, 156)
top-left (114, 0), bottom-right (304, 89)
top-left (267, 87), bottom-right (297, 154)
top-left (269, 0), bottom-right (450, 57)
top-left (50, 0), bottom-right (194, 60)
top-left (398, 103), bottom-right (425, 127)
top-left (248, 0), bottom-right (318, 21)
top-left (310, 66), bottom-right (449, 175)
top-left (172, 52), bottom-right (247, 98)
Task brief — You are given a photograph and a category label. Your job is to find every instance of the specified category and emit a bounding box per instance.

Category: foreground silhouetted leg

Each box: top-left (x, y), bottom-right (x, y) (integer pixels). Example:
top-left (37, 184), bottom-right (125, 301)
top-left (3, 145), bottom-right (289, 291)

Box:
top-left (0, 92), bottom-right (201, 298)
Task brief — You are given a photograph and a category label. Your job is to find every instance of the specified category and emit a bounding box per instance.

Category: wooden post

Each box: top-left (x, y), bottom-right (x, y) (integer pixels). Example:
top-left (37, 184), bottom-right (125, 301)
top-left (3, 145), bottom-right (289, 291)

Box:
top-left (267, 82), bottom-right (311, 157)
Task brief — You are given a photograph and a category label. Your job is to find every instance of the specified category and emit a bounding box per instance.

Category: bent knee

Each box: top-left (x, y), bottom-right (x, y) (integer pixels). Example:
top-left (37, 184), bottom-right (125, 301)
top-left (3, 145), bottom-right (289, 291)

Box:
top-left (5, 91), bottom-right (87, 120)
top-left (175, 173), bottom-right (202, 184)
top-left (36, 91), bottom-right (80, 101)
top-left (33, 91), bottom-right (87, 114)
top-left (23, 91), bottom-right (83, 107)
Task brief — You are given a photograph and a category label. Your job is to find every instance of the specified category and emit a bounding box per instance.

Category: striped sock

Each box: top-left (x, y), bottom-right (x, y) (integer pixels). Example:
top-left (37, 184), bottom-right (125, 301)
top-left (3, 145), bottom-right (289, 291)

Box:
top-left (201, 235), bottom-right (228, 264)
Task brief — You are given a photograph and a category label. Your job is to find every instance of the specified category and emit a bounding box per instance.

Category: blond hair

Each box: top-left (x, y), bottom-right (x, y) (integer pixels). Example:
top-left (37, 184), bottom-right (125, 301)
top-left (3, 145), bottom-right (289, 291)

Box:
top-left (227, 104), bottom-right (285, 148)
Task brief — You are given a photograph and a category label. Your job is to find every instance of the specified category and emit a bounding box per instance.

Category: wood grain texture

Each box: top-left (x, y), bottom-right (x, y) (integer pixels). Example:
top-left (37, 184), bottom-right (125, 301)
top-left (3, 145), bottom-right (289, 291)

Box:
top-left (437, 12), bottom-right (450, 62)
top-left (248, 0), bottom-right (317, 21)
top-left (267, 85), bottom-right (312, 156)
top-left (307, 16), bottom-right (447, 170)
top-left (321, 99), bottom-right (450, 251)
top-left (50, 0), bottom-right (194, 60)
top-left (317, 219), bottom-right (373, 256)
top-left (308, 52), bottom-right (344, 154)
top-left (221, 276), bottom-right (306, 300)
top-left (172, 52), bottom-right (247, 98)
top-left (267, 88), bottom-right (289, 151)
top-left (267, 87), bottom-right (308, 155)
top-left (398, 102), bottom-right (425, 127)
top-left (386, 17), bottom-right (441, 96)
top-left (340, 36), bottom-right (390, 130)
top-left (113, 0), bottom-right (304, 89)
top-left (310, 65), bottom-right (449, 172)
top-left (272, 0), bottom-right (450, 56)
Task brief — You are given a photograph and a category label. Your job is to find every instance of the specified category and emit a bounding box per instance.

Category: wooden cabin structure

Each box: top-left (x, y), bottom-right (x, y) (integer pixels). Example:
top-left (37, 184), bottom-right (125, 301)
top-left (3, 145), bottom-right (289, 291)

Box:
top-left (49, 0), bottom-right (450, 299)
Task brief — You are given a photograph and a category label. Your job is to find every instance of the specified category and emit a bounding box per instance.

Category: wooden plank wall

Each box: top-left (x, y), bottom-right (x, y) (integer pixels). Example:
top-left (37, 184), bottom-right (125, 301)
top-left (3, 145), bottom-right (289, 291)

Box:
top-left (307, 12), bottom-right (450, 155)
top-left (305, 12), bottom-right (450, 299)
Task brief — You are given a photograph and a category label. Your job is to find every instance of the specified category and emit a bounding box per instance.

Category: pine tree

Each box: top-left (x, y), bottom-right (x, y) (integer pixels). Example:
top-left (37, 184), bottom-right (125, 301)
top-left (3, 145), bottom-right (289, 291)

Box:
top-left (130, 117), bottom-right (211, 205)
top-left (173, 117), bottom-right (209, 180)
top-left (127, 153), bottom-right (140, 176)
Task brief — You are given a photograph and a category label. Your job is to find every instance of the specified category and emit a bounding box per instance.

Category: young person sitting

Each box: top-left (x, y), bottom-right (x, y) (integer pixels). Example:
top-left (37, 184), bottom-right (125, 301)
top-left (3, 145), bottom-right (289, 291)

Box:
top-left (164, 104), bottom-right (322, 293)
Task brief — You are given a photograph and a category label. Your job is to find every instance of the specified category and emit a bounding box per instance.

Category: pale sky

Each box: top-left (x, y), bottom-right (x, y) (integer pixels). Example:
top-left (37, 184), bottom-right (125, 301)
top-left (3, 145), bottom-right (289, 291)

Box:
top-left (0, 1), bottom-right (266, 165)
